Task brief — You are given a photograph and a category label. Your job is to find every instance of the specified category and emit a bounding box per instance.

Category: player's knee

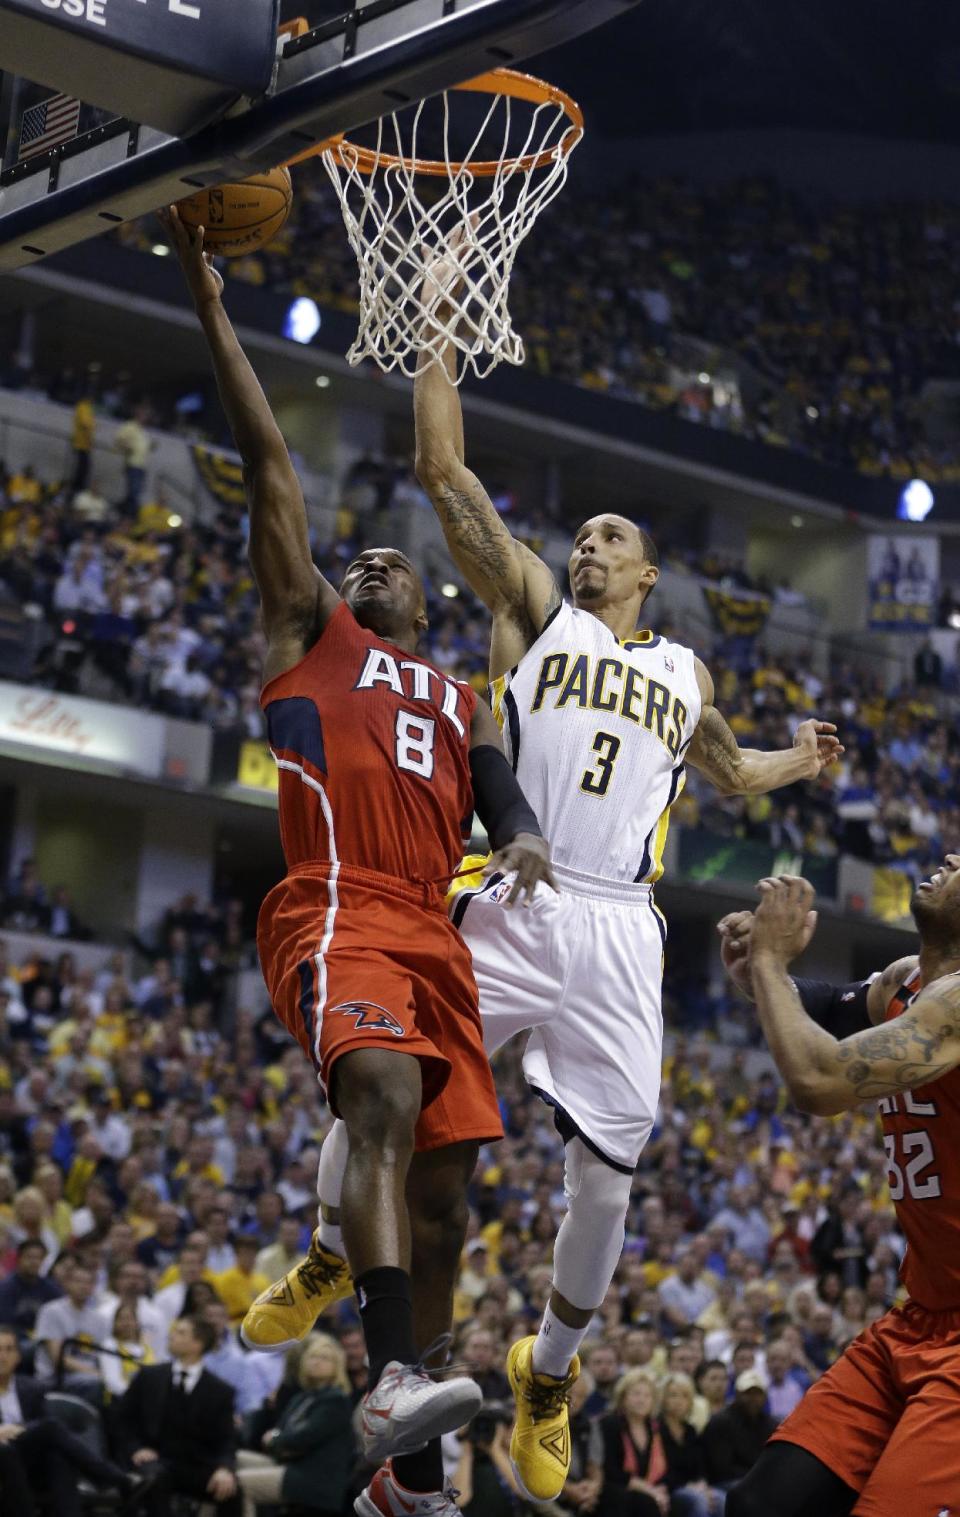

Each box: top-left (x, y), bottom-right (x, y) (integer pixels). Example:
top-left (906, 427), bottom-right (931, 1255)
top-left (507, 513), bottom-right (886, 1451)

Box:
top-left (357, 1081), bottom-right (419, 1150)
top-left (336, 1050), bottom-right (420, 1149)
top-left (564, 1139), bottom-right (631, 1228)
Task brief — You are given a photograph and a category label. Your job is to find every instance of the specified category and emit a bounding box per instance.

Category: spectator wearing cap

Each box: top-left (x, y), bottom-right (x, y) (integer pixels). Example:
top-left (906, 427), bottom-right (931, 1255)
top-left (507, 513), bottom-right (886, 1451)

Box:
top-left (459, 1237), bottom-right (491, 1307)
top-left (213, 1236), bottom-right (269, 1327)
top-left (701, 1370), bottom-right (777, 1490)
top-left (0, 1239), bottom-right (61, 1341)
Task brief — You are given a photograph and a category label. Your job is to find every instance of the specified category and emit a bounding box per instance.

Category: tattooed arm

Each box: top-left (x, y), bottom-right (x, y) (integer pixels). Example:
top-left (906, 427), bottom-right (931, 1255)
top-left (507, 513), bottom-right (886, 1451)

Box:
top-left (749, 876), bottom-right (960, 1114)
top-left (686, 660), bottom-right (843, 794)
top-left (414, 343), bottom-right (560, 677)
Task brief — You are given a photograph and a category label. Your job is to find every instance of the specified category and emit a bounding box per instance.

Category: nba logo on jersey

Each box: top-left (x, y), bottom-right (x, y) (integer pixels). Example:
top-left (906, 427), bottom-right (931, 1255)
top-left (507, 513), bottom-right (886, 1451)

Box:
top-left (488, 879), bottom-right (513, 905)
top-left (332, 1001), bottom-right (406, 1036)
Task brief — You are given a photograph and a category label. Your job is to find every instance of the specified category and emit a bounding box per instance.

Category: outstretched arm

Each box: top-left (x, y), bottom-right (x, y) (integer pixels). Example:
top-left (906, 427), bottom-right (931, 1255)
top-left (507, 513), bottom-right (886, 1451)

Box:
top-left (414, 337), bottom-right (560, 675)
top-left (687, 660), bottom-right (842, 794)
top-left (162, 209), bottom-right (336, 665)
top-left (718, 907), bottom-right (917, 1031)
top-left (748, 875), bottom-right (960, 1114)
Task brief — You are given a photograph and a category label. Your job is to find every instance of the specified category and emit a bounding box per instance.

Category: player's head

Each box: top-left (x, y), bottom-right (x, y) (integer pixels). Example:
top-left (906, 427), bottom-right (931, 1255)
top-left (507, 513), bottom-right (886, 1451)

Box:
top-left (568, 515), bottom-right (659, 614)
top-left (341, 547), bottom-right (428, 648)
top-left (912, 855), bottom-right (960, 949)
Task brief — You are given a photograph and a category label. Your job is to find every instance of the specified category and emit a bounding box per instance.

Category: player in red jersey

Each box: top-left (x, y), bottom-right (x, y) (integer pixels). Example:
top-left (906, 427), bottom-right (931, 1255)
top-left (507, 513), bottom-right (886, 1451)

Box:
top-left (163, 210), bottom-right (556, 1511)
top-left (717, 861), bottom-right (960, 1517)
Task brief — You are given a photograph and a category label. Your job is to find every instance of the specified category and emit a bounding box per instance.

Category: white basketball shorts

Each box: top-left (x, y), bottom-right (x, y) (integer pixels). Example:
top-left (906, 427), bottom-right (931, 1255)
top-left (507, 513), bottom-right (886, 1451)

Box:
top-left (451, 861), bottom-right (665, 1170)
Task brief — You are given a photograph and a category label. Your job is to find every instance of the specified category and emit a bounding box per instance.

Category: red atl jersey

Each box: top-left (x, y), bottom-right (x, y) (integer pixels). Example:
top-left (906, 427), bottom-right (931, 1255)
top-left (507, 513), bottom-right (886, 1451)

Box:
top-left (881, 967), bottom-right (960, 1309)
top-left (260, 602), bottom-right (477, 887)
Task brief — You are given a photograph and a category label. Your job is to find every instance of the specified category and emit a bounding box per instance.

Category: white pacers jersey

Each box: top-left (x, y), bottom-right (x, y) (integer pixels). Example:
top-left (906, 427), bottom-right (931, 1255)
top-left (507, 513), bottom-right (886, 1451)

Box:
top-left (490, 601), bottom-right (701, 885)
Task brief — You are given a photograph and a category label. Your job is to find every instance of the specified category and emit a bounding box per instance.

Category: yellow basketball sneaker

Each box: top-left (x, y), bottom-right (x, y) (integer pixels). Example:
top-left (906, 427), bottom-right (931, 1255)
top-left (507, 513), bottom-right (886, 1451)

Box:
top-left (241, 1230), bottom-right (353, 1350)
top-left (505, 1335), bottom-right (580, 1503)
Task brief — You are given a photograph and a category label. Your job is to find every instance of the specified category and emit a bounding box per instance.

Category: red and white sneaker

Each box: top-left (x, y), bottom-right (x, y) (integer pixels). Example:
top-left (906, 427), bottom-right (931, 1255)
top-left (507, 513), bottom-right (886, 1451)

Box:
top-left (359, 1356), bottom-right (481, 1465)
top-left (354, 1462), bottom-right (460, 1516)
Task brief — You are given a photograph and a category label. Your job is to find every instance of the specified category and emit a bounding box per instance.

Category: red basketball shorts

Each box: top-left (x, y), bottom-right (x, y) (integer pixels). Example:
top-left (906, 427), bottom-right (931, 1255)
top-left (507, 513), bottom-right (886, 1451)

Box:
top-left (771, 1299), bottom-right (960, 1514)
top-left (257, 861), bottom-right (502, 1152)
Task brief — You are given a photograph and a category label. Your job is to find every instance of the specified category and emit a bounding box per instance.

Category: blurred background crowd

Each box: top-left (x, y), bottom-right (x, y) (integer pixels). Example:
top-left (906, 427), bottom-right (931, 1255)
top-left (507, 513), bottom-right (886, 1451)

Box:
top-left (0, 439), bottom-right (958, 893)
top-left (115, 174), bottom-right (960, 483)
top-left (0, 874), bottom-right (904, 1515)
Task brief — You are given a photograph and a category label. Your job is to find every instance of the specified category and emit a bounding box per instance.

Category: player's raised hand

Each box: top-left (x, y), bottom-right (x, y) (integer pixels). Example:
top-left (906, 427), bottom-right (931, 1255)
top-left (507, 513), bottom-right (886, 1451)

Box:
top-left (792, 718), bottom-right (844, 777)
top-left (485, 832), bottom-right (559, 908)
top-left (418, 214), bottom-right (478, 330)
top-left (717, 909), bottom-right (756, 998)
top-left (751, 875), bottom-right (818, 967)
top-left (159, 205), bottom-right (224, 311)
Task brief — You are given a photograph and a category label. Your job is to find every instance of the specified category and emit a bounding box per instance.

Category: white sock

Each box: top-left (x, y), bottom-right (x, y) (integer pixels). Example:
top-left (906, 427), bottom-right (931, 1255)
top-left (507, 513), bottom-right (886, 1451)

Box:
top-left (531, 1305), bottom-right (587, 1379)
top-left (315, 1120), bottom-right (348, 1257)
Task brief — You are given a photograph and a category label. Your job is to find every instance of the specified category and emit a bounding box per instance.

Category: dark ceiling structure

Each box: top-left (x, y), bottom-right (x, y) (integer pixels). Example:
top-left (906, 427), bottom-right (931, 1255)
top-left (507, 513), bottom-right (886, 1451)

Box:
top-left (282, 0), bottom-right (960, 144)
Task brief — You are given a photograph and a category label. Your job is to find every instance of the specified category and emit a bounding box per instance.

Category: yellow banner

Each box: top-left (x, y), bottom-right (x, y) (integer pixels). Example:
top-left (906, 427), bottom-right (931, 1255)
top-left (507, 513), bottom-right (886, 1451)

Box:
top-left (871, 867), bottom-right (913, 923)
top-left (237, 741), bottom-right (277, 792)
top-left (192, 445), bottom-right (247, 508)
top-left (703, 586), bottom-right (771, 639)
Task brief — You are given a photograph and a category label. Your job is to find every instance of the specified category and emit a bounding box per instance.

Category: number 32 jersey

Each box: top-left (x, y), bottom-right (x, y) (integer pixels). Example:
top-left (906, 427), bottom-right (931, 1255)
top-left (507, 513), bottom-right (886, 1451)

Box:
top-left (261, 601), bottom-right (477, 886)
top-left (490, 601), bottom-right (701, 886)
top-left (881, 967), bottom-right (960, 1309)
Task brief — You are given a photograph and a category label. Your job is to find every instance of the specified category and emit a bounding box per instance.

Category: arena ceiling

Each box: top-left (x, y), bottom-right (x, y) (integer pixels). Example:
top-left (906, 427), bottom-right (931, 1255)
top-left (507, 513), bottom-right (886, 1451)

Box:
top-left (283, 0), bottom-right (960, 144)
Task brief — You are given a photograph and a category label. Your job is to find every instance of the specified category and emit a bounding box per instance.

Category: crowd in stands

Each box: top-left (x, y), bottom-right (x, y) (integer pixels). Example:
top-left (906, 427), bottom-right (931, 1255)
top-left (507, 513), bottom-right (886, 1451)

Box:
top-left (119, 172), bottom-right (960, 482)
top-left (2, 426), bottom-right (960, 893)
top-left (0, 867), bottom-right (909, 1514)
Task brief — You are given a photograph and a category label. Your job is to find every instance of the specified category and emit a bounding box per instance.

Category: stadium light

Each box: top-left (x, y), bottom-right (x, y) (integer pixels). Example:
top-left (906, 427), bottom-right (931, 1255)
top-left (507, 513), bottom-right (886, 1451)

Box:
top-left (897, 479), bottom-right (935, 522)
top-left (314, 375), bottom-right (331, 389)
top-left (441, 583), bottom-right (459, 598)
top-left (151, 243), bottom-right (171, 257)
top-left (283, 298), bottom-right (321, 345)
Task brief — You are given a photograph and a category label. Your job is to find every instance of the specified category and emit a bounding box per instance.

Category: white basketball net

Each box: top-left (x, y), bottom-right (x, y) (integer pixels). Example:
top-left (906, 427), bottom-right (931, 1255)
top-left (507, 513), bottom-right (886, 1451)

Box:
top-left (320, 75), bottom-right (582, 384)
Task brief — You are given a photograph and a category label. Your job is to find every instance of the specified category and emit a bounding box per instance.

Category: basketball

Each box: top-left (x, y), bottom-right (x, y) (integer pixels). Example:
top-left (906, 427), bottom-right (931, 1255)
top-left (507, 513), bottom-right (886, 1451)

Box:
top-left (175, 167), bottom-right (293, 257)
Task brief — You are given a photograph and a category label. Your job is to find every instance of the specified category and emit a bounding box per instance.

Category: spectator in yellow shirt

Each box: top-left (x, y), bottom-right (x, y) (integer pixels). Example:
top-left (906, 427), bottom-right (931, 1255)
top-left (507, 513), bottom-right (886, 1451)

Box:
top-left (213, 1235), bottom-right (270, 1324)
top-left (71, 394), bottom-right (96, 493)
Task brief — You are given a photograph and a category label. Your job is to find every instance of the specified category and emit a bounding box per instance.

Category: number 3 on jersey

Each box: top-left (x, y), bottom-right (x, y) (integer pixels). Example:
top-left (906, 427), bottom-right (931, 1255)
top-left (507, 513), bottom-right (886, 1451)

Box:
top-left (581, 730), bottom-right (621, 796)
top-left (396, 710), bottom-right (435, 778)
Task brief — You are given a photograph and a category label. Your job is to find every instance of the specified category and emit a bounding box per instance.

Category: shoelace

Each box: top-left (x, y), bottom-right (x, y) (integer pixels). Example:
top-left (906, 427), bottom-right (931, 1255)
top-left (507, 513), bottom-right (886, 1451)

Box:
top-left (296, 1244), bottom-right (346, 1300)
top-left (521, 1373), bottom-right (572, 1424)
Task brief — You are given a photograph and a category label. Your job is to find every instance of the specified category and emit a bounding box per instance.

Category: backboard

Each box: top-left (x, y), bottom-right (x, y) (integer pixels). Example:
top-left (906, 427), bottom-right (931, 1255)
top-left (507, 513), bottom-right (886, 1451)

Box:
top-left (0, 0), bottom-right (642, 272)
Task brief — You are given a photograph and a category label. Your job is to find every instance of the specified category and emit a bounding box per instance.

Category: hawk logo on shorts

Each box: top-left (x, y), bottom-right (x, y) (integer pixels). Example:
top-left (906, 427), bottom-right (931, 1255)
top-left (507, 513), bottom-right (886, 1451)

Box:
top-left (332, 1001), bottom-right (406, 1036)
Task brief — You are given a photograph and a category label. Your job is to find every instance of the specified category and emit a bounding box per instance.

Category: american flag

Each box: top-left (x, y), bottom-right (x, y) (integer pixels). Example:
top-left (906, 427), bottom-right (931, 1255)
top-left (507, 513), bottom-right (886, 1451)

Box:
top-left (18, 93), bottom-right (81, 162)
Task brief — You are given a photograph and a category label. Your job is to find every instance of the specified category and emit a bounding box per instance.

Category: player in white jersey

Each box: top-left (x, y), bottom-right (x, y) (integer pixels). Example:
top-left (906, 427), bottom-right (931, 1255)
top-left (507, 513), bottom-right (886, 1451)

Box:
top-left (242, 330), bottom-right (841, 1513)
